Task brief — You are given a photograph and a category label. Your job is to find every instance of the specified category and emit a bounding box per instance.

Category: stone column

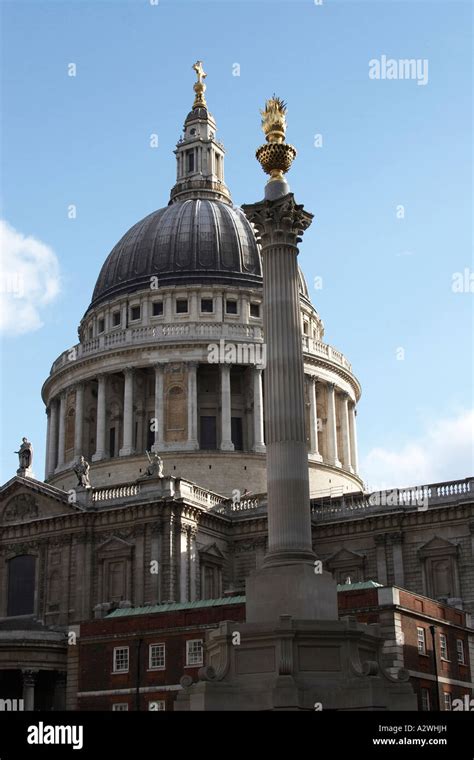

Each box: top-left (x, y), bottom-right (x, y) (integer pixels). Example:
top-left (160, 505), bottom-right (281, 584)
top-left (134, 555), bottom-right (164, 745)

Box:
top-left (152, 363), bottom-right (164, 452)
top-left (120, 367), bottom-right (135, 456)
top-left (309, 376), bottom-right (322, 461)
top-left (349, 403), bottom-right (359, 474)
top-left (390, 532), bottom-right (405, 587)
top-left (45, 406), bottom-right (51, 478)
top-left (190, 528), bottom-right (197, 602)
top-left (92, 375), bottom-right (107, 461)
top-left (326, 383), bottom-right (341, 468)
top-left (22, 669), bottom-right (38, 711)
top-left (187, 362), bottom-right (199, 449)
top-left (340, 392), bottom-right (353, 472)
top-left (180, 527), bottom-right (189, 603)
top-left (56, 392), bottom-right (67, 469)
top-left (375, 534), bottom-right (388, 585)
top-left (73, 383), bottom-right (84, 461)
top-left (242, 194), bottom-right (315, 568)
top-left (220, 364), bottom-right (234, 451)
top-left (252, 367), bottom-right (265, 453)
top-left (47, 399), bottom-right (59, 477)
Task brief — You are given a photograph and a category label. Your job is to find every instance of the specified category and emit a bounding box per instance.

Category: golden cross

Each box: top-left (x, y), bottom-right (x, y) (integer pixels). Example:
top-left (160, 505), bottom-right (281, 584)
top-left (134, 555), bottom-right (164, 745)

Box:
top-left (192, 60), bottom-right (207, 85)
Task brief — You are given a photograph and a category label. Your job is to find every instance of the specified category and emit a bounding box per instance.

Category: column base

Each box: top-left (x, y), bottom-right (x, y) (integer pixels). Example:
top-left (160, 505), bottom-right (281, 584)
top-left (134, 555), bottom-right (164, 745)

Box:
top-left (308, 452), bottom-right (323, 463)
top-left (119, 447), bottom-right (135, 457)
top-left (220, 441), bottom-right (235, 452)
top-left (252, 443), bottom-right (266, 454)
top-left (246, 562), bottom-right (338, 622)
top-left (151, 442), bottom-right (163, 453)
top-left (328, 458), bottom-right (342, 468)
top-left (91, 451), bottom-right (107, 462)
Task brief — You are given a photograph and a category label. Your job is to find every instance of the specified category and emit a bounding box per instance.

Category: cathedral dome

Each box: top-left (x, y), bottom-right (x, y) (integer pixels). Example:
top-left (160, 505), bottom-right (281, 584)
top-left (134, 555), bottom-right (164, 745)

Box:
top-left (90, 199), bottom-right (262, 309)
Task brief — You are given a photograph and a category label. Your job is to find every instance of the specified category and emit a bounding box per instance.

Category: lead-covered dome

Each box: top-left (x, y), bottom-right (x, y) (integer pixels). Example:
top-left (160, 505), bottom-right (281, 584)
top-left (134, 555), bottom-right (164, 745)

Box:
top-left (90, 199), bottom-right (262, 309)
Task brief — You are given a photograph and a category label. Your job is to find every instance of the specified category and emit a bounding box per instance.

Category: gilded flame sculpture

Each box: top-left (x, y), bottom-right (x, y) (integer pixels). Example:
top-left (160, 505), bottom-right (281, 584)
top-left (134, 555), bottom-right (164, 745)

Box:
top-left (256, 95), bottom-right (297, 182)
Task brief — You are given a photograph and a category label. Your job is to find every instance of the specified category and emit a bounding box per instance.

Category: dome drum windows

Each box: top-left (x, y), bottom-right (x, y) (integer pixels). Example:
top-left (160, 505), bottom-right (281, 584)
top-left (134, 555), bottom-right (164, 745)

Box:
top-left (152, 301), bottom-right (163, 317)
top-left (130, 305), bottom-right (141, 322)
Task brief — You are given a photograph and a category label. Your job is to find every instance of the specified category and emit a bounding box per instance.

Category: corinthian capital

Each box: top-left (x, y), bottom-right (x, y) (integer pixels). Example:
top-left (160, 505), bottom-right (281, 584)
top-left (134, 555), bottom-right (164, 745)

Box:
top-left (242, 193), bottom-right (313, 250)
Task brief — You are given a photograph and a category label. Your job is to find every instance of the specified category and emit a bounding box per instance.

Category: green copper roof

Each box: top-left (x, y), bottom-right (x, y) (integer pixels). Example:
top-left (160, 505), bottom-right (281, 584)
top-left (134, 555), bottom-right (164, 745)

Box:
top-left (106, 596), bottom-right (246, 618)
top-left (336, 581), bottom-right (383, 591)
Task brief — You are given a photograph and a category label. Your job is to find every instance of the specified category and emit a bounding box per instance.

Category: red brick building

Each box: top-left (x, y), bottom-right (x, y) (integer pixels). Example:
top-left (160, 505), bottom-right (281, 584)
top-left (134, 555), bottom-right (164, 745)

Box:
top-left (72, 597), bottom-right (245, 711)
top-left (338, 582), bottom-right (473, 711)
top-left (72, 585), bottom-right (473, 711)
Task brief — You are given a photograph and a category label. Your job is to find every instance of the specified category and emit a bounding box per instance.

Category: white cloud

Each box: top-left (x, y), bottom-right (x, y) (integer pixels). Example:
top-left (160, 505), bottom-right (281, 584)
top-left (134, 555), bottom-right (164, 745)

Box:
top-left (0, 220), bottom-right (61, 335)
top-left (361, 409), bottom-right (474, 490)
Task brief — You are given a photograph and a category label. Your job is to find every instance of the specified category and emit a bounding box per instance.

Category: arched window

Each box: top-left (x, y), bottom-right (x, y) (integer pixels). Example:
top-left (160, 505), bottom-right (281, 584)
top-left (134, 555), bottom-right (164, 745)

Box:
top-left (7, 555), bottom-right (35, 616)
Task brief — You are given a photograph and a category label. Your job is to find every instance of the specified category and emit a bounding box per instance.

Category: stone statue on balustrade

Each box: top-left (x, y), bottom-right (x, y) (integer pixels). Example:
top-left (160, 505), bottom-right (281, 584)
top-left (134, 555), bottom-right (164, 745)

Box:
top-left (15, 437), bottom-right (33, 475)
top-left (146, 450), bottom-right (164, 478)
top-left (74, 456), bottom-right (91, 489)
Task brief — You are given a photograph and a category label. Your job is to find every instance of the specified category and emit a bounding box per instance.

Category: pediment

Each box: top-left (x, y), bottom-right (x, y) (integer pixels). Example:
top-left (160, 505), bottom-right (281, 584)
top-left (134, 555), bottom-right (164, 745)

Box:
top-left (327, 547), bottom-right (366, 565)
top-left (418, 535), bottom-right (458, 558)
top-left (0, 478), bottom-right (81, 524)
top-left (96, 537), bottom-right (134, 555)
top-left (198, 542), bottom-right (225, 559)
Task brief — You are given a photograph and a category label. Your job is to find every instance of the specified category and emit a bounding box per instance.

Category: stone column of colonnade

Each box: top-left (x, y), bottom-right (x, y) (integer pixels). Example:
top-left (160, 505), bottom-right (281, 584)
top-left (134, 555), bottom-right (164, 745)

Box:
top-left (220, 364), bottom-right (234, 451)
top-left (119, 368), bottom-right (135, 456)
top-left (92, 375), bottom-right (107, 461)
top-left (73, 383), bottom-right (84, 462)
top-left (252, 367), bottom-right (265, 453)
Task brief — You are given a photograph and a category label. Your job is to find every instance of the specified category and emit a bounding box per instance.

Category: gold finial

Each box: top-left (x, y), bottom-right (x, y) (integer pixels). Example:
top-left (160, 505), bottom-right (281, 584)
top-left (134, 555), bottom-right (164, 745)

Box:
top-left (192, 60), bottom-right (207, 108)
top-left (260, 95), bottom-right (287, 144)
top-left (256, 95), bottom-right (296, 182)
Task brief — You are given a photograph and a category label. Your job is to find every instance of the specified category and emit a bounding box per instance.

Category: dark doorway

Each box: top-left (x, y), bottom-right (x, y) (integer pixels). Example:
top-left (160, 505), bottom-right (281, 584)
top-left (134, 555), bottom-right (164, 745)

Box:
top-left (7, 555), bottom-right (35, 616)
top-left (109, 427), bottom-right (116, 458)
top-left (231, 417), bottom-right (243, 451)
top-left (200, 416), bottom-right (217, 449)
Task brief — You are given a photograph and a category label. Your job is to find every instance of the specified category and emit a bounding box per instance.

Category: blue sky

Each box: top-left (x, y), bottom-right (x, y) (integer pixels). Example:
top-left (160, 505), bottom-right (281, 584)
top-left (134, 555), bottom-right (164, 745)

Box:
top-left (1, 0), bottom-right (472, 488)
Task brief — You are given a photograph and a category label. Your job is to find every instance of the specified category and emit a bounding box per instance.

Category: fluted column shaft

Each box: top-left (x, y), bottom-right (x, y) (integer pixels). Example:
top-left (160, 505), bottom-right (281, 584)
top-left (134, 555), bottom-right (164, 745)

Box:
top-left (220, 364), bottom-right (234, 451)
top-left (47, 400), bottom-right (59, 477)
top-left (187, 362), bottom-right (199, 449)
top-left (252, 367), bottom-right (265, 453)
top-left (309, 376), bottom-right (322, 461)
top-left (340, 393), bottom-right (353, 471)
top-left (326, 382), bottom-right (341, 468)
top-left (56, 392), bottom-right (67, 469)
top-left (74, 383), bottom-right (84, 461)
top-left (349, 403), bottom-right (359, 474)
top-left (120, 368), bottom-right (135, 456)
top-left (243, 194), bottom-right (314, 566)
top-left (152, 363), bottom-right (164, 451)
top-left (92, 375), bottom-right (107, 461)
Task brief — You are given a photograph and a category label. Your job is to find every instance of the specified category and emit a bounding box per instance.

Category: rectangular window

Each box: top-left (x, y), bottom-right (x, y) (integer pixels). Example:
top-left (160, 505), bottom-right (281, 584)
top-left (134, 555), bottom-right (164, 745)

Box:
top-left (456, 639), bottom-right (465, 665)
top-left (420, 688), bottom-right (430, 711)
top-left (152, 301), bottom-right (163, 317)
top-left (443, 692), bottom-right (452, 711)
top-left (149, 643), bottom-right (165, 670)
top-left (303, 321), bottom-right (309, 335)
top-left (148, 700), bottom-right (166, 711)
top-left (226, 300), bottom-right (238, 315)
top-left (417, 627), bottom-right (426, 655)
top-left (98, 318), bottom-right (105, 333)
top-left (250, 303), bottom-right (260, 318)
top-left (186, 150), bottom-right (194, 173)
top-left (176, 298), bottom-right (188, 314)
top-left (113, 646), bottom-right (129, 673)
top-left (112, 311), bottom-right (121, 327)
top-left (88, 326), bottom-right (93, 339)
top-left (130, 305), bottom-right (141, 321)
top-left (201, 298), bottom-right (213, 313)
top-left (112, 703), bottom-right (128, 711)
top-left (186, 639), bottom-right (203, 667)
top-left (439, 633), bottom-right (448, 660)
